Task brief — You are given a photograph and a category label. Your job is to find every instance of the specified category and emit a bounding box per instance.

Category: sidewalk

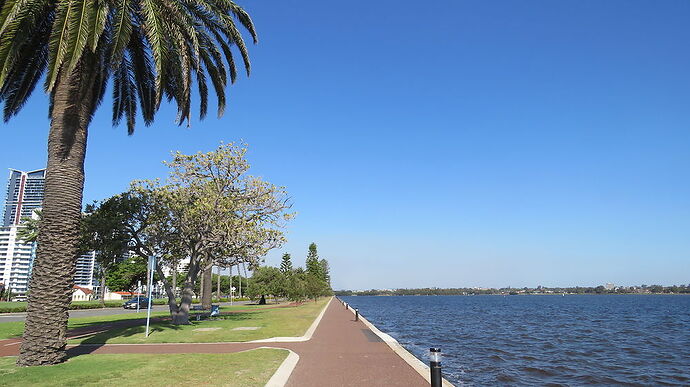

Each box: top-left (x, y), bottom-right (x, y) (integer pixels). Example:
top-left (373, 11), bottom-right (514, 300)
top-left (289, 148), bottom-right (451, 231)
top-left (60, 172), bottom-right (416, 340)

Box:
top-left (284, 299), bottom-right (428, 386)
top-left (0, 298), bottom-right (430, 386)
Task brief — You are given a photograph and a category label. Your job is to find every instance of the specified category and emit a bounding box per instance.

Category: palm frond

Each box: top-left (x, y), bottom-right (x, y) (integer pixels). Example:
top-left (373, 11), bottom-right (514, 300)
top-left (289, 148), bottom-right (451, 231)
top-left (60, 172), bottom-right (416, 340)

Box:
top-left (196, 68), bottom-right (208, 120)
top-left (127, 27), bottom-right (156, 126)
top-left (112, 53), bottom-right (136, 133)
top-left (109, 0), bottom-right (132, 66)
top-left (65, 0), bottom-right (96, 73)
top-left (1, 37), bottom-right (49, 120)
top-left (219, 13), bottom-right (251, 76)
top-left (45, 0), bottom-right (76, 90)
top-left (139, 0), bottom-right (167, 106)
top-left (228, 2), bottom-right (257, 44)
top-left (199, 48), bottom-right (225, 118)
top-left (210, 29), bottom-right (237, 84)
top-left (0, 0), bottom-right (51, 87)
top-left (0, 0), bottom-right (31, 36)
top-left (0, 0), bottom-right (258, 135)
top-left (90, 0), bottom-right (108, 51)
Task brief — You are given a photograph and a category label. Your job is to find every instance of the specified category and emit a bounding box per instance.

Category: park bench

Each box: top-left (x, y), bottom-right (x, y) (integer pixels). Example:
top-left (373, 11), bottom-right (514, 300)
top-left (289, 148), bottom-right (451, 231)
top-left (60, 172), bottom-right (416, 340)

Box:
top-left (193, 304), bottom-right (220, 321)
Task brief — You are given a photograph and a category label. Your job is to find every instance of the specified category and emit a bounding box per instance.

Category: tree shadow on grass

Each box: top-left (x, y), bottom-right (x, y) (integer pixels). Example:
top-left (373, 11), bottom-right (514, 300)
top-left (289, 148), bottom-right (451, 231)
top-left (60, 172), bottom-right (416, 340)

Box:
top-left (72, 311), bottom-right (260, 345)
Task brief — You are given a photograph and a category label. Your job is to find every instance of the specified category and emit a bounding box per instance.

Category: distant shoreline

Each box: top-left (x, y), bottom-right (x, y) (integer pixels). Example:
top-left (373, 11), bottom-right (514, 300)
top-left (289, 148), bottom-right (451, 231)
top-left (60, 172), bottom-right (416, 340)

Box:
top-left (336, 285), bottom-right (690, 297)
top-left (337, 293), bottom-right (689, 296)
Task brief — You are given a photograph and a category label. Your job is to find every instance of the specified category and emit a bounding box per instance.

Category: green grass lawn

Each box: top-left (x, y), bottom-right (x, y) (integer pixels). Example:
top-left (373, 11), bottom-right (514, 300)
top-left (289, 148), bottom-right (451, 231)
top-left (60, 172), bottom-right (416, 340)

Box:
top-left (0, 310), bottom-right (171, 340)
top-left (71, 298), bottom-right (329, 344)
top-left (0, 302), bottom-right (294, 341)
top-left (0, 349), bottom-right (287, 386)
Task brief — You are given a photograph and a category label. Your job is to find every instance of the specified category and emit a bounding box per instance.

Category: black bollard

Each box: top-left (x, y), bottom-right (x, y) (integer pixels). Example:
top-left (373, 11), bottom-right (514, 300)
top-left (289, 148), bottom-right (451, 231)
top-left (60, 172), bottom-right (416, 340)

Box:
top-left (429, 348), bottom-right (442, 387)
top-left (345, 302), bottom-right (348, 309)
top-left (355, 308), bottom-right (359, 321)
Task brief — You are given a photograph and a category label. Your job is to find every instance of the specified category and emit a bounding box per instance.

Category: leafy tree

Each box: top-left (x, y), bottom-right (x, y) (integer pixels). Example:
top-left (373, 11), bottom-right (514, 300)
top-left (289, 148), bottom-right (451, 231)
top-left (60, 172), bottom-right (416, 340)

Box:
top-left (285, 268), bottom-right (308, 302)
top-left (105, 256), bottom-right (148, 293)
top-left (247, 266), bottom-right (282, 302)
top-left (231, 274), bottom-right (249, 298)
top-left (2, 0), bottom-right (258, 365)
top-left (105, 144), bottom-right (292, 324)
top-left (304, 273), bottom-right (323, 301)
top-left (83, 201), bottom-right (130, 305)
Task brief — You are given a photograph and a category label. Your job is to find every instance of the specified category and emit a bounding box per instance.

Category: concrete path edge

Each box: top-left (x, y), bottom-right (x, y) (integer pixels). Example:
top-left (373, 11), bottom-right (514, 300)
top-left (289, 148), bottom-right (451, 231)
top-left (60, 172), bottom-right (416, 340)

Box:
top-left (344, 302), bottom-right (455, 387)
top-left (250, 297), bottom-right (333, 343)
top-left (263, 347), bottom-right (300, 387)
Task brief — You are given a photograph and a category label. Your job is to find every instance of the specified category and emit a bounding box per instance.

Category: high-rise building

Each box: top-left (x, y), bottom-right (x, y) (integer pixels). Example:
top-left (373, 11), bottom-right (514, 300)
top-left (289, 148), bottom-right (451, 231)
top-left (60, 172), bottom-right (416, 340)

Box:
top-left (75, 251), bottom-right (99, 290)
top-left (2, 169), bottom-right (45, 227)
top-left (1, 168), bottom-right (99, 296)
top-left (0, 226), bottom-right (35, 295)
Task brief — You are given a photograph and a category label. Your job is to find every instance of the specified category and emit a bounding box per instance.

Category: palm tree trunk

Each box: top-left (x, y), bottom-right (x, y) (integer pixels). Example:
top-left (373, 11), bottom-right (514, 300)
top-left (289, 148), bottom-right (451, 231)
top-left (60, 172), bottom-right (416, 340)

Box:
top-left (18, 63), bottom-right (94, 366)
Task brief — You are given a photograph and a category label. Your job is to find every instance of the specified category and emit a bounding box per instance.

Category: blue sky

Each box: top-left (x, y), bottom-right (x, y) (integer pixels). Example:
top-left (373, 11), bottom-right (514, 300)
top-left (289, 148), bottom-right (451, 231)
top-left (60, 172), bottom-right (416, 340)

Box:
top-left (1, 0), bottom-right (689, 289)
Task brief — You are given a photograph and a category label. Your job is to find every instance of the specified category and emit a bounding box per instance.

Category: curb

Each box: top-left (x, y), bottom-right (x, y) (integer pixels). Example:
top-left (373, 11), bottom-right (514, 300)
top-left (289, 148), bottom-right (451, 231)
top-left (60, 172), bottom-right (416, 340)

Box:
top-left (263, 347), bottom-right (300, 387)
top-left (342, 300), bottom-right (455, 387)
top-left (250, 297), bottom-right (332, 343)
top-left (59, 298), bottom-right (333, 349)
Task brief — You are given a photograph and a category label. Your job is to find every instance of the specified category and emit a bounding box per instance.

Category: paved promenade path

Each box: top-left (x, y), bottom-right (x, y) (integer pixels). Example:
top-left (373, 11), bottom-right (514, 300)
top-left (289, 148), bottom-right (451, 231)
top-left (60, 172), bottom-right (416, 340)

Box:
top-left (0, 299), bottom-right (429, 386)
top-left (283, 299), bottom-right (428, 386)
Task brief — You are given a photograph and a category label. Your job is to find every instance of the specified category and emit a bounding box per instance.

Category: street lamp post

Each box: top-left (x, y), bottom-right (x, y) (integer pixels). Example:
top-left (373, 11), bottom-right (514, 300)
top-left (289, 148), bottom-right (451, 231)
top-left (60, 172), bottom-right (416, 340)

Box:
top-left (145, 255), bottom-right (156, 337)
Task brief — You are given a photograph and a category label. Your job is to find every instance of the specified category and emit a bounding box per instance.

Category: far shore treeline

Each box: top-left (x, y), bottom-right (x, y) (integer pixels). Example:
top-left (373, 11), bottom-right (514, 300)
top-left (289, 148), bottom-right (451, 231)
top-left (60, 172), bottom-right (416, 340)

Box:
top-left (335, 284), bottom-right (690, 296)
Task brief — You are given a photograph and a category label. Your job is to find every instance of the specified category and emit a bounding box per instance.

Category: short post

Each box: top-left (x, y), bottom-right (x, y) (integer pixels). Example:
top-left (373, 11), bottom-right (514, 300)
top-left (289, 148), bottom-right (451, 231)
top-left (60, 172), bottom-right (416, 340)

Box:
top-left (355, 308), bottom-right (359, 321)
top-left (429, 348), bottom-right (442, 387)
top-left (344, 302), bottom-right (348, 309)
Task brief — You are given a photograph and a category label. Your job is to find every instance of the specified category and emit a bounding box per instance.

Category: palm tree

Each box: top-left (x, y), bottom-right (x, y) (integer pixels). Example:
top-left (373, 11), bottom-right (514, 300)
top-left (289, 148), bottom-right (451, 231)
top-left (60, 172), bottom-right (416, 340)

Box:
top-left (0, 0), bottom-right (256, 366)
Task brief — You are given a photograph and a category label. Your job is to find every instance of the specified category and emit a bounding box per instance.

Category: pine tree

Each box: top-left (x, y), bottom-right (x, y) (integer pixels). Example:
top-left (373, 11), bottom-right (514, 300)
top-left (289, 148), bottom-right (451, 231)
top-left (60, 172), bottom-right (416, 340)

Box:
top-left (305, 243), bottom-right (321, 277)
top-left (319, 258), bottom-right (331, 287)
top-left (280, 253), bottom-right (293, 274)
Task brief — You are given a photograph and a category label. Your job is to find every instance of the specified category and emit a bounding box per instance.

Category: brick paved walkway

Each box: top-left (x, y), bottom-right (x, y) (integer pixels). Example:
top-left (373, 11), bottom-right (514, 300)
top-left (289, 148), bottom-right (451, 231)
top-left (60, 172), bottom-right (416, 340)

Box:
top-left (284, 299), bottom-right (428, 386)
top-left (0, 298), bottom-right (429, 386)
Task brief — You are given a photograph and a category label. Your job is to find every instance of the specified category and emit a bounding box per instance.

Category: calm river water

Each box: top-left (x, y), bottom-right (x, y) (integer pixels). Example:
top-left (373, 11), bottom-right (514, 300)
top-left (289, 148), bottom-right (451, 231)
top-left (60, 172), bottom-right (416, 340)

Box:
top-left (340, 295), bottom-right (690, 386)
